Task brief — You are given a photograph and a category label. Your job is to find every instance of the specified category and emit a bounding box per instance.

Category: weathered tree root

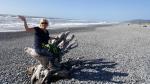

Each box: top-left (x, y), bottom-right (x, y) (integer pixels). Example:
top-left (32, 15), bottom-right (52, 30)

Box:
top-left (25, 31), bottom-right (78, 84)
top-left (26, 64), bottom-right (71, 84)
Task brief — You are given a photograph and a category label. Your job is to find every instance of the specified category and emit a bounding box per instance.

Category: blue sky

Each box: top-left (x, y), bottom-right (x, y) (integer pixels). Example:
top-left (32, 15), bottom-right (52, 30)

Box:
top-left (0, 0), bottom-right (150, 21)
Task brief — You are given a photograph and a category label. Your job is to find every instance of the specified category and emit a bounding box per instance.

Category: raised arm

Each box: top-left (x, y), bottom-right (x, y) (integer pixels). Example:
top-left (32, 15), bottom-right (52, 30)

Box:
top-left (18, 15), bottom-right (35, 32)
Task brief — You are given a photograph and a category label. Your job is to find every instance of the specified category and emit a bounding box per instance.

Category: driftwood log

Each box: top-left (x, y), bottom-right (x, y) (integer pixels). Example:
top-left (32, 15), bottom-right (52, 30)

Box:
top-left (24, 31), bottom-right (78, 84)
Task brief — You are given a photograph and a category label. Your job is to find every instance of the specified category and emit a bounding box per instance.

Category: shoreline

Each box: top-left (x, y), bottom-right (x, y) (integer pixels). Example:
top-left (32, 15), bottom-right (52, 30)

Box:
top-left (0, 24), bottom-right (112, 40)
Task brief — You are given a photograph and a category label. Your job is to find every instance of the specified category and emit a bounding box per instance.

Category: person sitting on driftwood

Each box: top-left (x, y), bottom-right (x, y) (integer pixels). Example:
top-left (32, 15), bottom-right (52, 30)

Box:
top-left (19, 16), bottom-right (78, 84)
top-left (18, 16), bottom-right (73, 70)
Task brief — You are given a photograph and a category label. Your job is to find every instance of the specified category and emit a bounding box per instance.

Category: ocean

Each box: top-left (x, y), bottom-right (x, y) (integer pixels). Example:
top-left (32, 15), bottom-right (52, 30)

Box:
top-left (0, 14), bottom-right (111, 32)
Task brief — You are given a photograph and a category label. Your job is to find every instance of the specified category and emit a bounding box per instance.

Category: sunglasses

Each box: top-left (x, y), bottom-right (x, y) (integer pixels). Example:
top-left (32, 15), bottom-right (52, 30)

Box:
top-left (41, 22), bottom-right (48, 24)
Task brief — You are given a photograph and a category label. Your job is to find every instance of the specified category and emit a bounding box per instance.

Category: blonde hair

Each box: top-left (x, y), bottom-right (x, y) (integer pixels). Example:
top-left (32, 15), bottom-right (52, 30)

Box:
top-left (39, 18), bottom-right (48, 24)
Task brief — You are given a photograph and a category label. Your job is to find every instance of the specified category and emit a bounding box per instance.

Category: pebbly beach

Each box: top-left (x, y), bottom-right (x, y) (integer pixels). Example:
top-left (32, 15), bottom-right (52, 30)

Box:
top-left (0, 24), bottom-right (150, 83)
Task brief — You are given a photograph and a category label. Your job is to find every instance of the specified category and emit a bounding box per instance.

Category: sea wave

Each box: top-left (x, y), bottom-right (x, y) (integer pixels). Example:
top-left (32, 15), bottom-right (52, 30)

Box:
top-left (0, 14), bottom-right (113, 32)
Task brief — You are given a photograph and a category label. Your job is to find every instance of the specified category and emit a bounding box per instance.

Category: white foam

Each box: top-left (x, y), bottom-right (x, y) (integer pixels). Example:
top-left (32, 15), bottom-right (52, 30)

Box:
top-left (0, 22), bottom-right (111, 32)
top-left (50, 22), bottom-right (110, 28)
top-left (0, 15), bottom-right (114, 32)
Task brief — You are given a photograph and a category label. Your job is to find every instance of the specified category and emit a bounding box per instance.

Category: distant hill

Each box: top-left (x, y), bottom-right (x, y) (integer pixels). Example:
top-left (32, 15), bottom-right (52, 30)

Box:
top-left (124, 19), bottom-right (150, 24)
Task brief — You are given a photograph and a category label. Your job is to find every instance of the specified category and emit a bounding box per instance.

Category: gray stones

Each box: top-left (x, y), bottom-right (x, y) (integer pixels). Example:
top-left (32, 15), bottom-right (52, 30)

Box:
top-left (1, 24), bottom-right (150, 83)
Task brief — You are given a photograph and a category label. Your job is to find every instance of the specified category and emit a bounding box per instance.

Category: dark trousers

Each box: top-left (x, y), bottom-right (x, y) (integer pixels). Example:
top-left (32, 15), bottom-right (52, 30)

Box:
top-left (35, 48), bottom-right (58, 68)
top-left (35, 48), bottom-right (53, 60)
top-left (35, 48), bottom-right (62, 69)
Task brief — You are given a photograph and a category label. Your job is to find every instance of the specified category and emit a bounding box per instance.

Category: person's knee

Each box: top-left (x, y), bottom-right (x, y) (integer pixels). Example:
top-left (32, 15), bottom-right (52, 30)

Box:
top-left (35, 48), bottom-right (52, 57)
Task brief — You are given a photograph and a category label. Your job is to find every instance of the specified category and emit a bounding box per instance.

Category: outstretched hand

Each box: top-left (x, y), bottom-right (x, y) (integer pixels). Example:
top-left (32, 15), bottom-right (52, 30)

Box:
top-left (18, 15), bottom-right (26, 22)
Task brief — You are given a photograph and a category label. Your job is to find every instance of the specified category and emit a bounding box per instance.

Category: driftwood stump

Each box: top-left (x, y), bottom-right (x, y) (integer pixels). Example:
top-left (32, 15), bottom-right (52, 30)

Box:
top-left (24, 31), bottom-right (78, 84)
